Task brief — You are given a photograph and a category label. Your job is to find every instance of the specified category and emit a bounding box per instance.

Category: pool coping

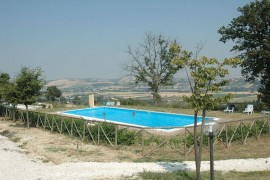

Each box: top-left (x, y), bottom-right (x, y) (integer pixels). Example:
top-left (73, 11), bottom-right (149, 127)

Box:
top-left (59, 106), bottom-right (218, 132)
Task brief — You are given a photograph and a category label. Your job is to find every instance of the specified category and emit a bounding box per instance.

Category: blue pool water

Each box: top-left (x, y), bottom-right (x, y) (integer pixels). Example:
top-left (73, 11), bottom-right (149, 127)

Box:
top-left (63, 107), bottom-right (211, 128)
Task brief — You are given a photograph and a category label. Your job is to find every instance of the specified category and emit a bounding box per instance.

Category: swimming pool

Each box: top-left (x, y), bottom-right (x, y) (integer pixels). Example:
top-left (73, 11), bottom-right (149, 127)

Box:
top-left (62, 107), bottom-right (213, 129)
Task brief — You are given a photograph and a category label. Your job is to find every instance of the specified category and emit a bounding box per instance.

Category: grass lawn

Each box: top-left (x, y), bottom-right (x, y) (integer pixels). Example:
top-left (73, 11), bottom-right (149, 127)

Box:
top-left (138, 170), bottom-right (270, 180)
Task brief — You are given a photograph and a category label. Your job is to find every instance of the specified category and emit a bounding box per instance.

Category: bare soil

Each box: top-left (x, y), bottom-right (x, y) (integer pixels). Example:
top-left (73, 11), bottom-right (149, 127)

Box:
top-left (0, 118), bottom-right (140, 165)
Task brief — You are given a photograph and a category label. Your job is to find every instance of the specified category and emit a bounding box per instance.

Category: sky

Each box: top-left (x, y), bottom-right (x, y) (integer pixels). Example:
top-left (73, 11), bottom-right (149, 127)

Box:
top-left (0, 0), bottom-right (253, 80)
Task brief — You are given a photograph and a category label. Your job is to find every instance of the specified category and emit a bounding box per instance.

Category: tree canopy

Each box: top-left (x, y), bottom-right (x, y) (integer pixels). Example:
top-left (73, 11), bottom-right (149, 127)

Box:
top-left (0, 72), bottom-right (11, 102)
top-left (15, 66), bottom-right (45, 128)
top-left (183, 57), bottom-right (240, 111)
top-left (218, 0), bottom-right (270, 107)
top-left (125, 32), bottom-right (187, 104)
top-left (46, 85), bottom-right (62, 102)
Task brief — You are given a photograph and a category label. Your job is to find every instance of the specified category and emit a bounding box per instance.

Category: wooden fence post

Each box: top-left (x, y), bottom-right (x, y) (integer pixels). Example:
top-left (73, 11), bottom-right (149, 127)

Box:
top-left (60, 117), bottom-right (63, 134)
top-left (51, 116), bottom-right (54, 132)
top-left (184, 127), bottom-right (187, 156)
top-left (255, 120), bottom-right (258, 140)
top-left (83, 120), bottom-right (86, 140)
top-left (268, 118), bottom-right (270, 135)
top-left (115, 125), bottom-right (118, 147)
top-left (141, 128), bottom-right (144, 157)
top-left (71, 120), bottom-right (73, 136)
top-left (225, 125), bottom-right (228, 147)
top-left (98, 123), bottom-right (100, 145)
top-left (241, 122), bottom-right (244, 144)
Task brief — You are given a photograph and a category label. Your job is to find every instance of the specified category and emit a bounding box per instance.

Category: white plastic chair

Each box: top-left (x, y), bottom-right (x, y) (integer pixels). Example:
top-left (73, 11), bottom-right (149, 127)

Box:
top-left (243, 104), bottom-right (253, 114)
top-left (224, 105), bottom-right (235, 113)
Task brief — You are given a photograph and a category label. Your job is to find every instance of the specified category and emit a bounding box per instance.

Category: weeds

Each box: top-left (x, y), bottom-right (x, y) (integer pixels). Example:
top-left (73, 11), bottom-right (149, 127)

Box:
top-left (45, 147), bottom-right (68, 153)
top-left (11, 137), bottom-right (21, 143)
top-left (18, 141), bottom-right (28, 149)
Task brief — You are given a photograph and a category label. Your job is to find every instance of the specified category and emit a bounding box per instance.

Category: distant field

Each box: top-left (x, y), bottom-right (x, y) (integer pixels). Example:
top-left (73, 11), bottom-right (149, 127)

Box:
top-left (97, 91), bottom-right (258, 103)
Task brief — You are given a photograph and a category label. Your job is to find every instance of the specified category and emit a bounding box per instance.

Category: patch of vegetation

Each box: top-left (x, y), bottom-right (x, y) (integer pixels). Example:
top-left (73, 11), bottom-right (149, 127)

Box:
top-left (45, 146), bottom-right (68, 153)
top-left (42, 159), bottom-right (50, 163)
top-left (18, 141), bottom-right (28, 149)
top-left (138, 170), bottom-right (270, 180)
top-left (139, 170), bottom-right (194, 180)
top-left (0, 130), bottom-right (16, 138)
top-left (11, 137), bottom-right (21, 143)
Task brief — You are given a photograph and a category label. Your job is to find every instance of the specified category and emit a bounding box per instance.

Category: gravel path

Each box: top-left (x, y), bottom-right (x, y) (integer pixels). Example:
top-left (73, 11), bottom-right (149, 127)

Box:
top-left (0, 135), bottom-right (269, 180)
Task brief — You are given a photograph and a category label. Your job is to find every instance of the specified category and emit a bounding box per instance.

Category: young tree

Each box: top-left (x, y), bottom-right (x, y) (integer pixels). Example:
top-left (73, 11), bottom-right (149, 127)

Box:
top-left (125, 32), bottom-right (186, 104)
top-left (72, 95), bottom-right (82, 105)
top-left (46, 85), bottom-right (62, 102)
top-left (0, 72), bottom-right (11, 102)
top-left (218, 0), bottom-right (270, 107)
top-left (174, 51), bottom-right (240, 180)
top-left (15, 66), bottom-right (45, 128)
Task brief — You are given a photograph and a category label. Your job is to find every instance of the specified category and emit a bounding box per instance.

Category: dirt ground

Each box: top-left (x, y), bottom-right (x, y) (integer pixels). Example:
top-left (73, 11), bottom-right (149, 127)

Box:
top-left (0, 118), bottom-right (140, 165)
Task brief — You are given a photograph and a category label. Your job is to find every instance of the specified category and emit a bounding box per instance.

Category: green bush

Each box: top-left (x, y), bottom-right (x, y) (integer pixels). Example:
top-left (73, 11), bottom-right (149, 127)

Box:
top-left (117, 128), bottom-right (138, 145)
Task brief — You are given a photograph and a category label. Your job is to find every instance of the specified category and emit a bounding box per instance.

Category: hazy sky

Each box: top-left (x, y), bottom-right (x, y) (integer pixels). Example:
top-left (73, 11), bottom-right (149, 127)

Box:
top-left (0, 0), bottom-right (253, 80)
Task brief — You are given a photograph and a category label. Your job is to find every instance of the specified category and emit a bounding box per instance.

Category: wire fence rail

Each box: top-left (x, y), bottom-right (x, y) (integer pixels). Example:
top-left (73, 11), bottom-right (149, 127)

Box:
top-left (0, 106), bottom-right (269, 157)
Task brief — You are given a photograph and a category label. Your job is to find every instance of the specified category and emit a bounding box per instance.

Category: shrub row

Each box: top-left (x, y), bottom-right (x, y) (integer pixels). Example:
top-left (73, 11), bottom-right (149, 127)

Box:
top-left (185, 120), bottom-right (270, 147)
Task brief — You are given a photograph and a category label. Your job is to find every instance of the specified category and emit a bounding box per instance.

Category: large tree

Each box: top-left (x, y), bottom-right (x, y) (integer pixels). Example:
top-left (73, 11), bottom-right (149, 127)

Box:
top-left (218, 0), bottom-right (270, 107)
top-left (46, 85), bottom-right (62, 102)
top-left (15, 66), bottom-right (45, 128)
top-left (125, 32), bottom-right (186, 104)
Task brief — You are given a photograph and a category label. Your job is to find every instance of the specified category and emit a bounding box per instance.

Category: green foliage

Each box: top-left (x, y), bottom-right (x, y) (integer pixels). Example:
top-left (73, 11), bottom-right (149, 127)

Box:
top-left (184, 133), bottom-right (208, 148)
top-left (28, 111), bottom-right (39, 127)
top-left (181, 56), bottom-right (241, 111)
top-left (14, 66), bottom-right (45, 128)
top-left (72, 96), bottom-right (82, 105)
top-left (46, 85), bottom-right (62, 102)
top-left (2, 82), bottom-right (20, 107)
top-left (139, 170), bottom-right (270, 180)
top-left (139, 170), bottom-right (195, 180)
top-left (173, 46), bottom-right (241, 179)
top-left (0, 73), bottom-right (11, 102)
top-left (117, 128), bottom-right (138, 145)
top-left (0, 73), bottom-right (20, 110)
top-left (218, 0), bottom-right (270, 108)
top-left (258, 80), bottom-right (270, 108)
top-left (0, 73), bottom-right (10, 84)
top-left (15, 66), bottom-right (45, 105)
top-left (185, 120), bottom-right (270, 147)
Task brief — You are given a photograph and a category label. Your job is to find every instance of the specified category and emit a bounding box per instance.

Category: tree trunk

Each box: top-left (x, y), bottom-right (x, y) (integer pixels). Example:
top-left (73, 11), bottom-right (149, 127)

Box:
top-left (152, 91), bottom-right (159, 106)
top-left (25, 104), bottom-right (30, 129)
top-left (12, 104), bottom-right (16, 121)
top-left (194, 110), bottom-right (201, 180)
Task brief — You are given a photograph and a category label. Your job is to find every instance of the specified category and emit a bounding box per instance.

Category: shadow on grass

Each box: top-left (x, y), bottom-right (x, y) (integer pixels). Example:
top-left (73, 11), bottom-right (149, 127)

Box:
top-left (157, 162), bottom-right (190, 171)
top-left (139, 170), bottom-right (194, 180)
top-left (138, 162), bottom-right (195, 180)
